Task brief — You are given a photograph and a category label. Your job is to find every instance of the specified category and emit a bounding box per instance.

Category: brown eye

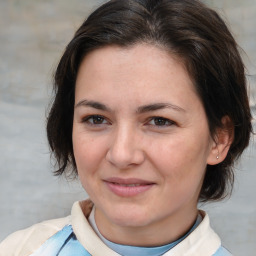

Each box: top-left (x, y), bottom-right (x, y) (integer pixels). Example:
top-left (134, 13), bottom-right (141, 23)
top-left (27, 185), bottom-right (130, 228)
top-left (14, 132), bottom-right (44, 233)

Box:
top-left (83, 115), bottom-right (108, 125)
top-left (154, 117), bottom-right (168, 126)
top-left (148, 117), bottom-right (174, 127)
top-left (91, 116), bottom-right (105, 124)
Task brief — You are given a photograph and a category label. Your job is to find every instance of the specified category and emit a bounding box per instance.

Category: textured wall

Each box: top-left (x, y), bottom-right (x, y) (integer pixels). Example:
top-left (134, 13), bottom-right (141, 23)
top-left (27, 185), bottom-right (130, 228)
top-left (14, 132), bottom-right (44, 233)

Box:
top-left (0, 1), bottom-right (255, 255)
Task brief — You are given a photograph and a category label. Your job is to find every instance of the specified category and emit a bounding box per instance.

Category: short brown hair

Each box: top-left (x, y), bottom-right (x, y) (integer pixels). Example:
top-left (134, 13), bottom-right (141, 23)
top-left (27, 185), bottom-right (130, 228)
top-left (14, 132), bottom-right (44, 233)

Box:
top-left (47, 0), bottom-right (253, 202)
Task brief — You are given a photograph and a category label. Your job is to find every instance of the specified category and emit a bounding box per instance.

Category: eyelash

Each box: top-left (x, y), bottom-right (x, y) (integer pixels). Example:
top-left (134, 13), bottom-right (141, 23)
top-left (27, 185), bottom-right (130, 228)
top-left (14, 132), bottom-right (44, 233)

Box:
top-left (146, 116), bottom-right (175, 127)
top-left (81, 115), bottom-right (175, 128)
top-left (81, 115), bottom-right (110, 126)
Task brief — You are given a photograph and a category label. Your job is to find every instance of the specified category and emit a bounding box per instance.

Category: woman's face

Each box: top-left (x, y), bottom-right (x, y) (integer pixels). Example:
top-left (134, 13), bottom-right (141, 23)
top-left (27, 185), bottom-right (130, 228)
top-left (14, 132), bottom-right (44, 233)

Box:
top-left (73, 44), bottom-right (216, 244)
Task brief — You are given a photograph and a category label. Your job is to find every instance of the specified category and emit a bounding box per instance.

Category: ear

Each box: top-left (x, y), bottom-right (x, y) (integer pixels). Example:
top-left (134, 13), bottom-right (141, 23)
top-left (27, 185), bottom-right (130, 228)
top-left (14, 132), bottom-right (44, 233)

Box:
top-left (207, 116), bottom-right (234, 165)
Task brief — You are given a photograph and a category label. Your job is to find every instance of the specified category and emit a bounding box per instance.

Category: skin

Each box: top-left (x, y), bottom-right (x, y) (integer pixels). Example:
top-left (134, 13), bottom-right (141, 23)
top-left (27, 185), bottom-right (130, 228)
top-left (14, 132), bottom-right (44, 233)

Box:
top-left (72, 44), bottom-right (229, 246)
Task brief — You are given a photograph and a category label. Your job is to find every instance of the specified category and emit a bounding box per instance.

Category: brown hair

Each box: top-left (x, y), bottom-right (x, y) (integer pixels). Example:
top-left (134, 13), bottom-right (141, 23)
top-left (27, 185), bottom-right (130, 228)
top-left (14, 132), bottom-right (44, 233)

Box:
top-left (47, 0), bottom-right (253, 202)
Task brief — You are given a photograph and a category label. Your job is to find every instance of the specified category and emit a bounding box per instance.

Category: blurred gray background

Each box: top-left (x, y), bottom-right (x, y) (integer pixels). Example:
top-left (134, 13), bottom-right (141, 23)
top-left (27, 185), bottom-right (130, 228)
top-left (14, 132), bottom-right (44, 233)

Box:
top-left (0, 0), bottom-right (255, 255)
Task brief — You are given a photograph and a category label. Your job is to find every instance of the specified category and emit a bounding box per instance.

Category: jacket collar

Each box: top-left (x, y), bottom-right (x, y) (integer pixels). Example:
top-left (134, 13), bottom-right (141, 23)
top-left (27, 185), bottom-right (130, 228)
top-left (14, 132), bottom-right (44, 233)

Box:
top-left (71, 200), bottom-right (221, 256)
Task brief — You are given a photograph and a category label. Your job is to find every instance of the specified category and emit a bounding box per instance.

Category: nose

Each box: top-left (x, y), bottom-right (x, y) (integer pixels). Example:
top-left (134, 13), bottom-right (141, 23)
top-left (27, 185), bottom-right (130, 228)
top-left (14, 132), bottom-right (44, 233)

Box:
top-left (106, 125), bottom-right (145, 169)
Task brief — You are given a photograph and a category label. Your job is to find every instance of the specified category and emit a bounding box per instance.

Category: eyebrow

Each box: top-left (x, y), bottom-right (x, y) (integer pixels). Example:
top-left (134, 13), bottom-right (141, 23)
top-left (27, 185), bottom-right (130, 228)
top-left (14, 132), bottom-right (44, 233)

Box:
top-left (137, 103), bottom-right (185, 113)
top-left (75, 100), bottom-right (185, 113)
top-left (75, 100), bottom-right (111, 112)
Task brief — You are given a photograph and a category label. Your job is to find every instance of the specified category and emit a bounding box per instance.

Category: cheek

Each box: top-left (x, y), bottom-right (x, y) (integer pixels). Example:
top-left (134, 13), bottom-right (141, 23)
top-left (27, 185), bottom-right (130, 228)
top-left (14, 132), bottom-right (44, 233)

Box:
top-left (150, 133), bottom-right (208, 181)
top-left (153, 139), bottom-right (207, 203)
top-left (73, 133), bottom-right (106, 176)
top-left (73, 135), bottom-right (105, 196)
top-left (150, 135), bottom-right (190, 166)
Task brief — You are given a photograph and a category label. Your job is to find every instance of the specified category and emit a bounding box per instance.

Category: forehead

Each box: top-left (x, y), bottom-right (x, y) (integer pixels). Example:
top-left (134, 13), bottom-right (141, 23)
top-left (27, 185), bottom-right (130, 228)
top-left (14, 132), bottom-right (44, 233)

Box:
top-left (75, 44), bottom-right (200, 111)
top-left (76, 44), bottom-right (194, 87)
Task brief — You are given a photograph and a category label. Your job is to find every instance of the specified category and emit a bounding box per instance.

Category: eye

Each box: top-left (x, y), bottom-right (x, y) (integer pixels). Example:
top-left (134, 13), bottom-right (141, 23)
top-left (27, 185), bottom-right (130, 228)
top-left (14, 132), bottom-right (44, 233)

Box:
top-left (82, 115), bottom-right (109, 125)
top-left (147, 117), bottom-right (175, 127)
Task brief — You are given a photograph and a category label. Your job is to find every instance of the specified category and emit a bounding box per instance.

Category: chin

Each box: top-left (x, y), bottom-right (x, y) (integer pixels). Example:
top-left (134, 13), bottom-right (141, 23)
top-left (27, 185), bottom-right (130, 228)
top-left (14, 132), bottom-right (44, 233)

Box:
top-left (105, 204), bottom-right (154, 228)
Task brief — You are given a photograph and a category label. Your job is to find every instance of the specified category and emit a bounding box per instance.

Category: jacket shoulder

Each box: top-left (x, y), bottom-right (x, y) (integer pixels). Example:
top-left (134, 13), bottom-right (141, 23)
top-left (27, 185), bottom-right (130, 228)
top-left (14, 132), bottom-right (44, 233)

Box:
top-left (0, 216), bottom-right (71, 256)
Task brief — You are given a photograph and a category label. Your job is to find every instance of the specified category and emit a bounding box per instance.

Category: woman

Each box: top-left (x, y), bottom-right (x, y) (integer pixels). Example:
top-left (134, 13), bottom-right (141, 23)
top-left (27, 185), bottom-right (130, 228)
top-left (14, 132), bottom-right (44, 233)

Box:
top-left (0, 0), bottom-right (252, 255)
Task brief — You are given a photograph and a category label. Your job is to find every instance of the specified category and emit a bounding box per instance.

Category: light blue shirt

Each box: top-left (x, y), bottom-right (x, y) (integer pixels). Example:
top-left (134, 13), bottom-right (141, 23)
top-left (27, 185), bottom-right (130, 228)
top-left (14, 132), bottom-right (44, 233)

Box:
top-left (89, 212), bottom-right (203, 256)
top-left (30, 215), bottom-right (232, 256)
top-left (214, 246), bottom-right (233, 256)
top-left (30, 224), bottom-right (232, 256)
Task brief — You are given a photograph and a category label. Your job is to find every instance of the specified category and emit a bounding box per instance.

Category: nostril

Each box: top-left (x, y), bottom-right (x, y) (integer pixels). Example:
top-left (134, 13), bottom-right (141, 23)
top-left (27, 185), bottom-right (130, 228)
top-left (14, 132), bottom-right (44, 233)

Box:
top-left (105, 145), bottom-right (145, 169)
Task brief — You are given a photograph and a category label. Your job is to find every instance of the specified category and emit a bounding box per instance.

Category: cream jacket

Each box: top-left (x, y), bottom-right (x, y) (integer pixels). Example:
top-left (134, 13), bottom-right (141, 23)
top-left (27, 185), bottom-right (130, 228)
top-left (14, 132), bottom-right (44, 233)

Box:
top-left (0, 200), bottom-right (223, 256)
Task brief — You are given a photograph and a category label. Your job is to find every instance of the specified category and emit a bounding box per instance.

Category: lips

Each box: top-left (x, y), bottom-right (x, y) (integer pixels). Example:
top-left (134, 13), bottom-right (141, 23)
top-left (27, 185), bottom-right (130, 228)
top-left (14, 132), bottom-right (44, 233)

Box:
top-left (115, 183), bottom-right (143, 187)
top-left (104, 177), bottom-right (155, 197)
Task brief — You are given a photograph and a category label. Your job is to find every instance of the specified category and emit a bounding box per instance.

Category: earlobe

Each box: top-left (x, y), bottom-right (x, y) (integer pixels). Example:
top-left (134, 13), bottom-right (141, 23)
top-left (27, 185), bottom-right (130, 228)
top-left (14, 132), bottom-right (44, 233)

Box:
top-left (207, 116), bottom-right (234, 165)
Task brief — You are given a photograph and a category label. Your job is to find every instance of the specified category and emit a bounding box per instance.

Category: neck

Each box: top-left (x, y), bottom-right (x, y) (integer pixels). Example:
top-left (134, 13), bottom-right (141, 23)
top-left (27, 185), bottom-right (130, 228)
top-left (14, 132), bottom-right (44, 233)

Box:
top-left (94, 206), bottom-right (198, 247)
